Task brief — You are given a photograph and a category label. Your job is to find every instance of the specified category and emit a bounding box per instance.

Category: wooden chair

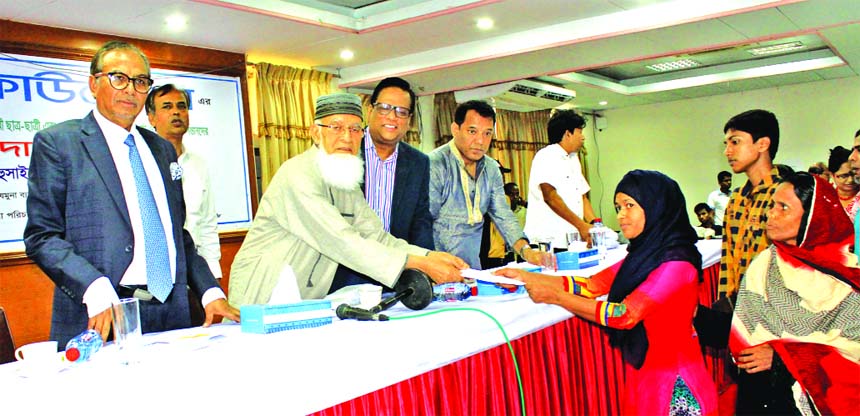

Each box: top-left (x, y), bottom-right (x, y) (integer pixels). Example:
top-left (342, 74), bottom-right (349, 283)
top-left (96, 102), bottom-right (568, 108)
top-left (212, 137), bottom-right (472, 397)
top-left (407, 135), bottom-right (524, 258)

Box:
top-left (0, 306), bottom-right (16, 364)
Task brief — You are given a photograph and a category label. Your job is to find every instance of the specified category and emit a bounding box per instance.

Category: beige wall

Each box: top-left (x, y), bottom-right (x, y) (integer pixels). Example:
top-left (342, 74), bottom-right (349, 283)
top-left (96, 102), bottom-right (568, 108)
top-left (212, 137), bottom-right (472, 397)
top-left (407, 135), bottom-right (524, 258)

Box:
top-left (582, 76), bottom-right (860, 230)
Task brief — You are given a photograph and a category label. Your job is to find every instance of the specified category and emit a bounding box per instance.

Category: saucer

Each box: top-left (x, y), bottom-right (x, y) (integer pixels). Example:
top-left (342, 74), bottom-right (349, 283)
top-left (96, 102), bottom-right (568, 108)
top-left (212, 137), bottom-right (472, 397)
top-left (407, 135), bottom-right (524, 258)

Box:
top-left (15, 352), bottom-right (70, 378)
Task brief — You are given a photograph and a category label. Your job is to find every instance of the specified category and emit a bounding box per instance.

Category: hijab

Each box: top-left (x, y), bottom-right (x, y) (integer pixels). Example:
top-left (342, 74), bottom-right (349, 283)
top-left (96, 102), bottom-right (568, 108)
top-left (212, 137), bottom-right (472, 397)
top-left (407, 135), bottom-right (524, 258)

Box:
top-left (774, 173), bottom-right (860, 291)
top-left (609, 170), bottom-right (702, 369)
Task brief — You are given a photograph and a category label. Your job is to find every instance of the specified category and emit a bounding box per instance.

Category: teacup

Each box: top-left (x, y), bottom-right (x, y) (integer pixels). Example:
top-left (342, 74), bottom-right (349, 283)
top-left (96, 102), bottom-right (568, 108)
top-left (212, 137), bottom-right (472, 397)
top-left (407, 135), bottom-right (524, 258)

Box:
top-left (15, 340), bottom-right (60, 376)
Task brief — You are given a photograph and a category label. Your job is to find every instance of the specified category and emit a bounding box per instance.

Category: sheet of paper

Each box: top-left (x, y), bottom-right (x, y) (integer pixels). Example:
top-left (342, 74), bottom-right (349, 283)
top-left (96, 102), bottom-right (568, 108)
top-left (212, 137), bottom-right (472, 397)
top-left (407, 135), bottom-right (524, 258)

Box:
top-left (460, 268), bottom-right (525, 286)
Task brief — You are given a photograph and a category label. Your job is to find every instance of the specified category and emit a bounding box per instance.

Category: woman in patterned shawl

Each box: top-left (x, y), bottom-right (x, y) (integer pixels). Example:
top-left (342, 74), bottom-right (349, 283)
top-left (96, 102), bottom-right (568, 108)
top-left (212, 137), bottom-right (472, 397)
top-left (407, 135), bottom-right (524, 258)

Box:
top-left (730, 171), bottom-right (860, 415)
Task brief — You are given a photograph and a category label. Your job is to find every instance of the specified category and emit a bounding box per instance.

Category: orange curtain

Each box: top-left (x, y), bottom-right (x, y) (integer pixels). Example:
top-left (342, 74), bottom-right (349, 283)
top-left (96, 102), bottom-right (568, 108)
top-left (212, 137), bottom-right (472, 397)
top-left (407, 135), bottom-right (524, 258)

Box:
top-left (492, 108), bottom-right (552, 198)
top-left (254, 62), bottom-right (332, 192)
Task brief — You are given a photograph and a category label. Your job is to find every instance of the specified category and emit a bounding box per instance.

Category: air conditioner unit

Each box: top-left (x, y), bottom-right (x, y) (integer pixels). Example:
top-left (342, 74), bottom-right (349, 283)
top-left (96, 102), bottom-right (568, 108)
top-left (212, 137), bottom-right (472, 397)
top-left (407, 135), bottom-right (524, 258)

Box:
top-left (454, 79), bottom-right (576, 112)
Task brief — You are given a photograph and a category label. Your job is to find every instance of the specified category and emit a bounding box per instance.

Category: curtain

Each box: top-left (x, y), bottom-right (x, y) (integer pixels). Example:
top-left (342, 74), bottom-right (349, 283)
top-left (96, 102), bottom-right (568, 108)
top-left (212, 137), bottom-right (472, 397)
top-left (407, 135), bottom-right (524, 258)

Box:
top-left (493, 108), bottom-right (552, 198)
top-left (359, 94), bottom-right (422, 147)
top-left (433, 92), bottom-right (458, 148)
top-left (255, 62), bottom-right (333, 192)
top-left (430, 96), bottom-right (590, 202)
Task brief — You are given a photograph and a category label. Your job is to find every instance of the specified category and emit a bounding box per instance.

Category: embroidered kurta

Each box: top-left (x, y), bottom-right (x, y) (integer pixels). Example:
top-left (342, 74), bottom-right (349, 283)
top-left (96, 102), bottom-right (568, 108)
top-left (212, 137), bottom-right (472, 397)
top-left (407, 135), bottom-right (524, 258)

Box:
top-left (428, 144), bottom-right (525, 269)
top-left (585, 261), bottom-right (718, 416)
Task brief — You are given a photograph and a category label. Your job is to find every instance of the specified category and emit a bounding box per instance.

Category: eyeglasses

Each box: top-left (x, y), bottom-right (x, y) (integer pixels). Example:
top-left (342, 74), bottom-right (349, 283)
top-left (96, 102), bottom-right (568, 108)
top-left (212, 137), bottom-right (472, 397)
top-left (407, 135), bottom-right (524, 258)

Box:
top-left (316, 123), bottom-right (365, 137)
top-left (94, 71), bottom-right (154, 94)
top-left (372, 102), bottom-right (411, 119)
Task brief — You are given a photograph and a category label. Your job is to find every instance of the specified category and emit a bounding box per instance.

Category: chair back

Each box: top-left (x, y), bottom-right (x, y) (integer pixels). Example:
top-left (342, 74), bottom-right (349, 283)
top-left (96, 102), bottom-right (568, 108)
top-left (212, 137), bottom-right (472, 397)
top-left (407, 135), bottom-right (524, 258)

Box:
top-left (0, 306), bottom-right (15, 364)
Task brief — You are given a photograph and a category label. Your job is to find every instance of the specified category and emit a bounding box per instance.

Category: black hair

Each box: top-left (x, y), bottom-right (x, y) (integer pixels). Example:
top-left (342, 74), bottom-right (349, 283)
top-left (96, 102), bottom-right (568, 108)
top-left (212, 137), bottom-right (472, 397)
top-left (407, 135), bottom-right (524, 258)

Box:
top-left (694, 203), bottom-right (713, 213)
top-left (546, 110), bottom-right (586, 145)
top-left (454, 100), bottom-right (496, 125)
top-left (781, 171), bottom-right (815, 245)
top-left (145, 84), bottom-right (190, 116)
top-left (369, 77), bottom-right (415, 114)
top-left (723, 109), bottom-right (779, 160)
top-left (775, 164), bottom-right (795, 178)
top-left (827, 146), bottom-right (852, 174)
top-left (504, 182), bottom-right (518, 195)
top-left (717, 171), bottom-right (732, 181)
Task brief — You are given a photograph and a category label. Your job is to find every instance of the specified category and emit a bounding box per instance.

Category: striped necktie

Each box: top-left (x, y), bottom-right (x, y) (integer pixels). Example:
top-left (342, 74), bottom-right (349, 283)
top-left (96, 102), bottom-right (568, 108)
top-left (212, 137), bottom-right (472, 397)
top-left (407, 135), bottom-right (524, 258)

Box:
top-left (124, 134), bottom-right (172, 302)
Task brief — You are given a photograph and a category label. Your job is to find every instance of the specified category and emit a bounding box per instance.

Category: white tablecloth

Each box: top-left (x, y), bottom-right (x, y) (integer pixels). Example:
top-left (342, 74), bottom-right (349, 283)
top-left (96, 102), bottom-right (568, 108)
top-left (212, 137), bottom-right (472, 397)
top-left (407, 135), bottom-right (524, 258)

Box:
top-left (0, 240), bottom-right (722, 416)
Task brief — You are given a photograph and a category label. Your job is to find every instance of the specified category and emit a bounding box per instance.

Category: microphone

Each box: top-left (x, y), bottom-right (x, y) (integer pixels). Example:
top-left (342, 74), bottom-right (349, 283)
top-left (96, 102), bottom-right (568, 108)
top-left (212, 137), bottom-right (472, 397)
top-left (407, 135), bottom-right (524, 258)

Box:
top-left (335, 304), bottom-right (389, 321)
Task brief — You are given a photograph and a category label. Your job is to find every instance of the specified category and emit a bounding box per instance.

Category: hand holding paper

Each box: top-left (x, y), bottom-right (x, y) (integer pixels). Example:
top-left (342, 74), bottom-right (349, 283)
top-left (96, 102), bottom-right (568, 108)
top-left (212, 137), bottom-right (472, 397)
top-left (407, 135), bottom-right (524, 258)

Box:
top-left (461, 269), bottom-right (525, 286)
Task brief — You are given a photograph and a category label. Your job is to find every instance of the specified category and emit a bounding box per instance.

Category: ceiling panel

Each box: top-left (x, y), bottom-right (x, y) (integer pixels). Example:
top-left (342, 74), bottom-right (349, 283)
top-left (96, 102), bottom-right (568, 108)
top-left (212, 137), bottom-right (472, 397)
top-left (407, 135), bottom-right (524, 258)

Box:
top-left (778, 0), bottom-right (860, 28)
top-left (718, 7), bottom-right (799, 38)
top-left (814, 65), bottom-right (856, 80)
top-left (720, 77), bottom-right (776, 93)
top-left (2, 0), bottom-right (858, 112)
top-left (761, 71), bottom-right (823, 85)
top-left (640, 19), bottom-right (746, 51)
top-left (673, 84), bottom-right (730, 99)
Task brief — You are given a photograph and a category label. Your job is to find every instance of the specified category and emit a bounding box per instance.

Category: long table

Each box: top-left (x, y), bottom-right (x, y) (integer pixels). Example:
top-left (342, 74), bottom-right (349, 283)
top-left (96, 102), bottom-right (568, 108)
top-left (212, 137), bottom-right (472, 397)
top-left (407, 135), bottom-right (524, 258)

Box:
top-left (0, 240), bottom-right (724, 416)
top-left (313, 239), bottom-right (725, 415)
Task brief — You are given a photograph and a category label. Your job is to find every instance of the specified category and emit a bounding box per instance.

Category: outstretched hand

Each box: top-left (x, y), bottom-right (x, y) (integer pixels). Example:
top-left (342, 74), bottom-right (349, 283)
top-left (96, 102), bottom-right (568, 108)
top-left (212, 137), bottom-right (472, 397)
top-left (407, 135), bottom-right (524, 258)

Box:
top-left (494, 268), bottom-right (560, 305)
top-left (203, 298), bottom-right (240, 326)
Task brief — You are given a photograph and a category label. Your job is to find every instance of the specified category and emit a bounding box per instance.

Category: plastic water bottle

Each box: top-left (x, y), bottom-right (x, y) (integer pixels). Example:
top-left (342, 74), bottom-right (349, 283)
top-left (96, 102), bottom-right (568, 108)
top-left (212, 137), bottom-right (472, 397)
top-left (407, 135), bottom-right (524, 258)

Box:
top-left (589, 218), bottom-right (607, 260)
top-left (65, 329), bottom-right (103, 362)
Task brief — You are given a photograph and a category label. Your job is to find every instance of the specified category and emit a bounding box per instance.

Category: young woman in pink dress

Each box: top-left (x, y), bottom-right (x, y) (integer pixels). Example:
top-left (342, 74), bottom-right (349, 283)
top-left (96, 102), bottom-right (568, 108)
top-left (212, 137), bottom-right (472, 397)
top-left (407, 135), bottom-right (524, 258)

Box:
top-left (498, 169), bottom-right (717, 415)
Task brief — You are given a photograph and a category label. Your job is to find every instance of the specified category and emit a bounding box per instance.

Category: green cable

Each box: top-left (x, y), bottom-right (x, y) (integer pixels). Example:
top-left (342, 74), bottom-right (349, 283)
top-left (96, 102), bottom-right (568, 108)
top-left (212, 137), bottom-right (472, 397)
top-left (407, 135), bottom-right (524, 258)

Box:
top-left (390, 307), bottom-right (526, 416)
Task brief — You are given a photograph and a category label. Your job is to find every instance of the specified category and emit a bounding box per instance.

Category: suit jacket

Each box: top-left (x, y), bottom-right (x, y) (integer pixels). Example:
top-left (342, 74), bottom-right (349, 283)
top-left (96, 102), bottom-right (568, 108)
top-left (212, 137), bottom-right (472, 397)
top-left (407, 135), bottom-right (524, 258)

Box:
top-left (24, 111), bottom-right (218, 346)
top-left (360, 138), bottom-right (434, 250)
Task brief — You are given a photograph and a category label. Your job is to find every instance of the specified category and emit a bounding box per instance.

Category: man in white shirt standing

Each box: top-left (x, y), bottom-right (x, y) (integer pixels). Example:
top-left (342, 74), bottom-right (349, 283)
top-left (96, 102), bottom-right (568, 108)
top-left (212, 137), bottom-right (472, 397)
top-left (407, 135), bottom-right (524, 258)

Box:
top-left (707, 170), bottom-right (732, 230)
top-left (524, 110), bottom-right (596, 249)
top-left (146, 84), bottom-right (223, 281)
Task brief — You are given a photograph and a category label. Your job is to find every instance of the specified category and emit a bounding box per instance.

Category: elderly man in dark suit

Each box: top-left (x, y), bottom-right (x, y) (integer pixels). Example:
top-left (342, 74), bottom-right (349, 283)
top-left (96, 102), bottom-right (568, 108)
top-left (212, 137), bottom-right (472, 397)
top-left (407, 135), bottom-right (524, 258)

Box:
top-left (328, 77), bottom-right (434, 292)
top-left (24, 40), bottom-right (239, 346)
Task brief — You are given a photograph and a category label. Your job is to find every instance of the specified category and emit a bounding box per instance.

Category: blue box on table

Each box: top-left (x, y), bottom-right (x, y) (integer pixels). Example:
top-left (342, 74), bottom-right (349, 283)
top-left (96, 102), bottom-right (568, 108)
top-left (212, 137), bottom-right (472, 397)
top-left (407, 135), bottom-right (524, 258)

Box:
top-left (556, 248), bottom-right (600, 270)
top-left (240, 300), bottom-right (333, 334)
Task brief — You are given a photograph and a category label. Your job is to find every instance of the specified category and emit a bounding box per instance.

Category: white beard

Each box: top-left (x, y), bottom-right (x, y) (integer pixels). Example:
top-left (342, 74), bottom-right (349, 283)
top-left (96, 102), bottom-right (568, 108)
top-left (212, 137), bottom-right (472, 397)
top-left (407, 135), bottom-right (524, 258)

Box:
top-left (315, 148), bottom-right (364, 191)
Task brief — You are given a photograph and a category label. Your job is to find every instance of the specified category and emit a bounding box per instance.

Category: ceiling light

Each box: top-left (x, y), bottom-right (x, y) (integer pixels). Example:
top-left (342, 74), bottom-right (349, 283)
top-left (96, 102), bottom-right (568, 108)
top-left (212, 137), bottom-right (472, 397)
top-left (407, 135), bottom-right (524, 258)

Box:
top-left (340, 49), bottom-right (354, 60)
top-left (165, 14), bottom-right (187, 32)
top-left (598, 101), bottom-right (608, 106)
top-left (646, 59), bottom-right (700, 72)
top-left (476, 18), bottom-right (494, 30)
top-left (747, 41), bottom-right (804, 56)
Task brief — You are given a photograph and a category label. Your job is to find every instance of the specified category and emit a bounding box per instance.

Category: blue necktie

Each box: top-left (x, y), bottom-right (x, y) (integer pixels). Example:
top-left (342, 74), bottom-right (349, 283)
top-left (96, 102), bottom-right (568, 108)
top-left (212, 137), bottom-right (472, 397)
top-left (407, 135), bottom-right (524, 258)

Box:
top-left (124, 135), bottom-right (172, 302)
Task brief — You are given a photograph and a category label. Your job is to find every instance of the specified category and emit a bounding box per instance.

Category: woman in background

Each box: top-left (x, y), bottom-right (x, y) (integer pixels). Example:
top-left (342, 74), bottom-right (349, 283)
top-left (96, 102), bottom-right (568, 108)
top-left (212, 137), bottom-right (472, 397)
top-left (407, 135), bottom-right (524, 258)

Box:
top-left (827, 145), bottom-right (860, 220)
top-left (730, 172), bottom-right (860, 415)
top-left (497, 169), bottom-right (717, 415)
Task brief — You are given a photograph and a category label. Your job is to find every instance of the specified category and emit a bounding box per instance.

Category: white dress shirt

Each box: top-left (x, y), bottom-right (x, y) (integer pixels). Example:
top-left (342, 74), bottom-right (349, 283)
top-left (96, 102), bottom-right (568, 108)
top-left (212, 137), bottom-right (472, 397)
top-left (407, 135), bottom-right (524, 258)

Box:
top-left (179, 146), bottom-right (222, 278)
top-left (524, 144), bottom-right (590, 249)
top-left (82, 110), bottom-right (224, 317)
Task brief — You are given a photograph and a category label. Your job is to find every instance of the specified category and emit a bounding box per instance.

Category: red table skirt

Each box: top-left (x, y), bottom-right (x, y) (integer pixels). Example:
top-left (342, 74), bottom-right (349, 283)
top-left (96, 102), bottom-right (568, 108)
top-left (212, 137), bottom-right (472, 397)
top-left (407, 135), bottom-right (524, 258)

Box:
top-left (314, 264), bottom-right (726, 416)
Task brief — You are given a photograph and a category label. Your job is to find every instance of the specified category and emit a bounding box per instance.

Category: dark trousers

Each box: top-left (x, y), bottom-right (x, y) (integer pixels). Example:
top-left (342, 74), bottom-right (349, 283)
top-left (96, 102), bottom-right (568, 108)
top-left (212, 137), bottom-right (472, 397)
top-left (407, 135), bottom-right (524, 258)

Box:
top-left (136, 287), bottom-right (192, 334)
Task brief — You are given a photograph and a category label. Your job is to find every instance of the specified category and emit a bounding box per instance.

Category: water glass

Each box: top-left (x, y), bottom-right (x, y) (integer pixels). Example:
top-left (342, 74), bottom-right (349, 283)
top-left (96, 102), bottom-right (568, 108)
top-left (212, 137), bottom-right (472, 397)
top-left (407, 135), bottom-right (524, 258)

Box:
top-left (111, 297), bottom-right (142, 365)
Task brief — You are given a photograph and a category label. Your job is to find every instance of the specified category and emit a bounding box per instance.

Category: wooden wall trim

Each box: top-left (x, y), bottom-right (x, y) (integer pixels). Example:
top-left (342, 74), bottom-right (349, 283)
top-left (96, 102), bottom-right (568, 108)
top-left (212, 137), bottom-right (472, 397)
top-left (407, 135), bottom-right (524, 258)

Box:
top-left (0, 20), bottom-right (256, 346)
top-left (0, 20), bottom-right (258, 263)
top-left (0, 20), bottom-right (245, 76)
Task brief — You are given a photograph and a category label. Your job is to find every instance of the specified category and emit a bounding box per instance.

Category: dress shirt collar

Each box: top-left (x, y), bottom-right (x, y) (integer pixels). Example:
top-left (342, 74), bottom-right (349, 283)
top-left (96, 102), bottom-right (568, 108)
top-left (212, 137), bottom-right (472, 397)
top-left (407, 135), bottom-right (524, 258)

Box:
top-left (92, 108), bottom-right (143, 144)
top-left (364, 129), bottom-right (399, 163)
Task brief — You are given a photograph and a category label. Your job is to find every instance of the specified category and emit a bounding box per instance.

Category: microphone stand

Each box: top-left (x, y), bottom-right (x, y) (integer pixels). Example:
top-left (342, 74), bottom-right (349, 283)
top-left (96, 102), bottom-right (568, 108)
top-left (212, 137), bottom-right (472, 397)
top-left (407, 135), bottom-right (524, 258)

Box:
top-left (338, 269), bottom-right (434, 321)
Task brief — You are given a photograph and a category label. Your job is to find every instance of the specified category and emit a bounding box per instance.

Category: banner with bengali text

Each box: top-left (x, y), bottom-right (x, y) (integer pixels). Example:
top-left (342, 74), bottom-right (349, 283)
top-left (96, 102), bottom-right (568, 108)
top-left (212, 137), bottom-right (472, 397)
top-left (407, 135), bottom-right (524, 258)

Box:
top-left (0, 53), bottom-right (252, 253)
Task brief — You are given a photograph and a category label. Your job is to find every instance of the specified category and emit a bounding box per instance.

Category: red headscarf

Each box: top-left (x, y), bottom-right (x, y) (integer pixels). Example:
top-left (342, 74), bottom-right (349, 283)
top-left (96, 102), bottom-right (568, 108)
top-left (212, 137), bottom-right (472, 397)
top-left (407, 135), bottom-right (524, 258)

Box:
top-left (773, 174), bottom-right (860, 291)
